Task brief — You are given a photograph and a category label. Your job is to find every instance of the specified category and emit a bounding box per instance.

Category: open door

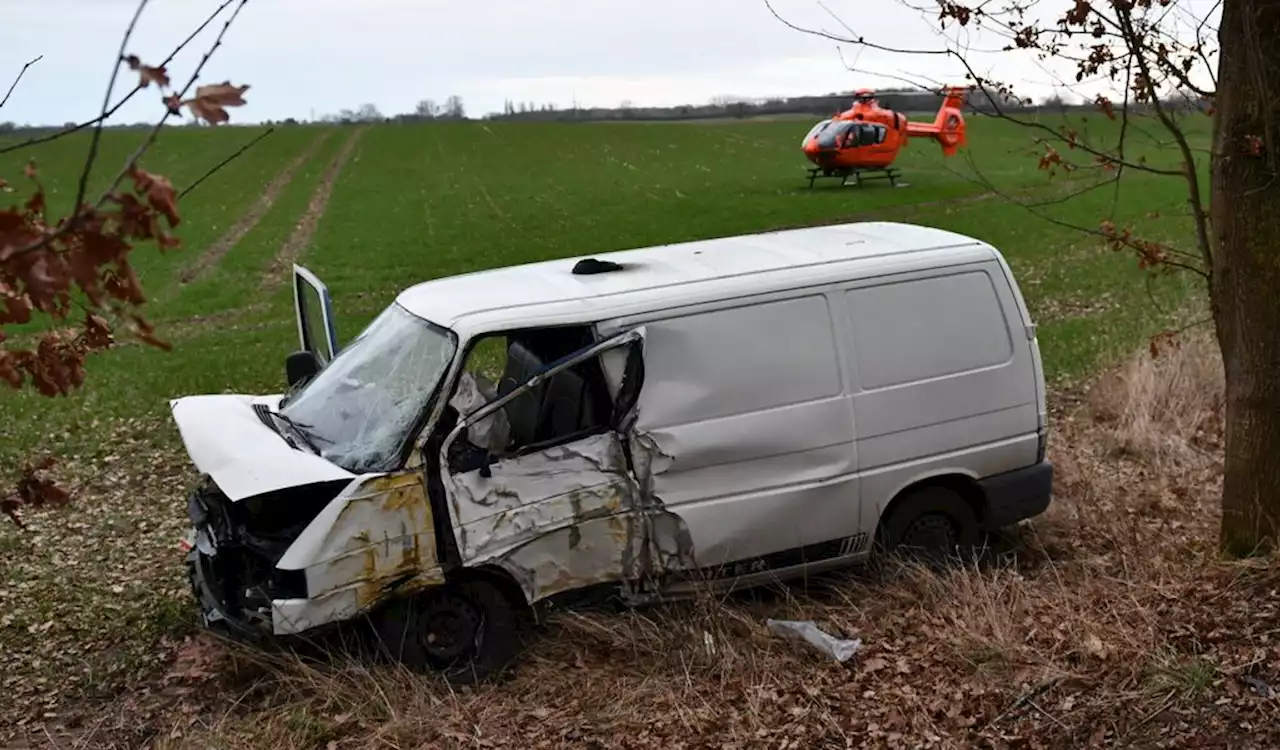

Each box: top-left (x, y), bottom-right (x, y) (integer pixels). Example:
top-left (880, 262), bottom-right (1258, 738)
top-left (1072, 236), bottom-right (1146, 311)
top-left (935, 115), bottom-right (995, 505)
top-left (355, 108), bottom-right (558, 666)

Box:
top-left (293, 264), bottom-right (339, 366)
top-left (437, 327), bottom-right (692, 604)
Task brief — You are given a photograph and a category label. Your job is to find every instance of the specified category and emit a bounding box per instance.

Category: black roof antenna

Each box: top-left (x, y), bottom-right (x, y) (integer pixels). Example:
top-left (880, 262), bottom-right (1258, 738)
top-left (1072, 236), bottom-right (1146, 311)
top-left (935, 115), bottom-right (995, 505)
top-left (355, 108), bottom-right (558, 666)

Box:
top-left (571, 258), bottom-right (624, 275)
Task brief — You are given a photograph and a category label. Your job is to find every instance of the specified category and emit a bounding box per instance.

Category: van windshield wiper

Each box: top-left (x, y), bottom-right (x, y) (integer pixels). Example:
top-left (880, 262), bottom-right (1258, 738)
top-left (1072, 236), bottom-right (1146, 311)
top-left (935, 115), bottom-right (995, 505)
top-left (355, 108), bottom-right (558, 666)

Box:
top-left (269, 411), bottom-right (331, 455)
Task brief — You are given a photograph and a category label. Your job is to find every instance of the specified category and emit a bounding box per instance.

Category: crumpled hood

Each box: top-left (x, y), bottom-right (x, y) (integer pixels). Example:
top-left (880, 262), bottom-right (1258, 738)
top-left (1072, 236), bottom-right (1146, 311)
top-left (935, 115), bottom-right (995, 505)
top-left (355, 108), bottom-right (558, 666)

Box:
top-left (169, 393), bottom-right (355, 502)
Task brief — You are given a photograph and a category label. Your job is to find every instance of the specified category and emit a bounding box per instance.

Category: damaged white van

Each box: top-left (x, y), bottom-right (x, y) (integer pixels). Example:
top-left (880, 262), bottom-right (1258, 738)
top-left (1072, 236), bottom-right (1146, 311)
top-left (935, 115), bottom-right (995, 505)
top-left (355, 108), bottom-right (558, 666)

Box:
top-left (171, 221), bottom-right (1052, 681)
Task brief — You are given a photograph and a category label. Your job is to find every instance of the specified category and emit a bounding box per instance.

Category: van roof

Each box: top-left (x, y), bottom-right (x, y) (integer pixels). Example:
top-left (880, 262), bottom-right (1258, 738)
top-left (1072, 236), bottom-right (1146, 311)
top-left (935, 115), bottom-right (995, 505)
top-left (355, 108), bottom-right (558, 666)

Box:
top-left (395, 221), bottom-right (997, 335)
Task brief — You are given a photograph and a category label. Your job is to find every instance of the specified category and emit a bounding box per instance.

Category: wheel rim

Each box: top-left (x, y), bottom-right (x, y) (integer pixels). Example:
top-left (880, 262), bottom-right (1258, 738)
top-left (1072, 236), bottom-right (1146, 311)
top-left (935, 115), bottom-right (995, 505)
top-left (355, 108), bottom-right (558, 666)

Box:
top-left (899, 513), bottom-right (958, 552)
top-left (417, 590), bottom-right (484, 665)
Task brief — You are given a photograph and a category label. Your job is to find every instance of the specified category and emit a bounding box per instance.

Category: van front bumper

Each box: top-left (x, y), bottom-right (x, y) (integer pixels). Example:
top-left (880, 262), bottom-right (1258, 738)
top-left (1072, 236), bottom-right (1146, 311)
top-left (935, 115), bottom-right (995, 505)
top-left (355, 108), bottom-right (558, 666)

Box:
top-left (185, 535), bottom-right (365, 637)
top-left (977, 459), bottom-right (1054, 529)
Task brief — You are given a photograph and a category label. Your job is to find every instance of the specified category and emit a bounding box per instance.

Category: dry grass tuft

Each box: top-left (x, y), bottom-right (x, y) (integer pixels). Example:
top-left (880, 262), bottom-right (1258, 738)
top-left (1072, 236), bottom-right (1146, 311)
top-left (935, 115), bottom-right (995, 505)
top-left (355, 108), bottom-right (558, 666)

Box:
top-left (1087, 329), bottom-right (1224, 472)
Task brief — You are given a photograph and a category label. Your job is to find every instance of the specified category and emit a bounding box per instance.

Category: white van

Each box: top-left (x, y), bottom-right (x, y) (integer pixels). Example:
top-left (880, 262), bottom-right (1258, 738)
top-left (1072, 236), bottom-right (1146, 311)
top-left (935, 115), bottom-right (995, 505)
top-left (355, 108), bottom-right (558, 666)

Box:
top-left (171, 221), bottom-right (1051, 681)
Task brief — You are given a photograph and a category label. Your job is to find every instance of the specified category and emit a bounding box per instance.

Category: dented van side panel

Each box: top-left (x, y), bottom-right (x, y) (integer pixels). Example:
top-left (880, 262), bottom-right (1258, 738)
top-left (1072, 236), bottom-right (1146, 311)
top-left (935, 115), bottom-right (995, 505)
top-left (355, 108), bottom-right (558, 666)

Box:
top-left (436, 329), bottom-right (698, 605)
top-left (598, 291), bottom-right (866, 572)
top-left (271, 472), bottom-right (446, 634)
top-left (443, 431), bottom-right (694, 603)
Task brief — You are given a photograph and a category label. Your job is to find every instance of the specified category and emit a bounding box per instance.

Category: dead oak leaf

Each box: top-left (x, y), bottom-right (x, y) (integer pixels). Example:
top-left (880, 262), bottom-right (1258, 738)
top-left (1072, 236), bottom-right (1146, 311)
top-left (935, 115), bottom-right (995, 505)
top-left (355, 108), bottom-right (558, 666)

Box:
top-left (127, 166), bottom-right (180, 228)
top-left (123, 54), bottom-right (170, 89)
top-left (179, 82), bottom-right (250, 125)
top-left (83, 313), bottom-right (114, 350)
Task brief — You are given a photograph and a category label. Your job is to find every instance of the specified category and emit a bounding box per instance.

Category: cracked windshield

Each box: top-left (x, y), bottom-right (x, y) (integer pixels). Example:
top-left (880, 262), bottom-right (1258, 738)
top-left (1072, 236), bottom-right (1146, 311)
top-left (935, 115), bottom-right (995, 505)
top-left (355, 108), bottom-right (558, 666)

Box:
top-left (281, 303), bottom-right (456, 472)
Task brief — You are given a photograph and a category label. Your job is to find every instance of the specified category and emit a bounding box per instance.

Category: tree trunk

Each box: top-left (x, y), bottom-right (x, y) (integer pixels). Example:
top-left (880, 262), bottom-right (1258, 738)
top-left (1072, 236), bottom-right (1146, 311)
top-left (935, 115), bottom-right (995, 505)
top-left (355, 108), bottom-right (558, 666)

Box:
top-left (1210, 0), bottom-right (1280, 556)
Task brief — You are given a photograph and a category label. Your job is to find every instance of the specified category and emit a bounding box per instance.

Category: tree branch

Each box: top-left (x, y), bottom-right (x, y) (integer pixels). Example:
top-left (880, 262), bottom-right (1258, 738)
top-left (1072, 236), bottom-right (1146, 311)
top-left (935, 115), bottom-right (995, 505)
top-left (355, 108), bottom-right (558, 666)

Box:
top-left (7, 0), bottom-right (251, 260)
top-left (1116, 6), bottom-right (1215, 275)
top-left (763, 0), bottom-right (952, 56)
top-left (946, 154), bottom-right (1209, 279)
top-left (0, 55), bottom-right (42, 111)
top-left (1024, 174), bottom-right (1122, 208)
top-left (73, 0), bottom-right (152, 227)
top-left (0, 0), bottom-right (237, 156)
top-left (91, 0), bottom-right (252, 214)
top-left (178, 126), bottom-right (274, 199)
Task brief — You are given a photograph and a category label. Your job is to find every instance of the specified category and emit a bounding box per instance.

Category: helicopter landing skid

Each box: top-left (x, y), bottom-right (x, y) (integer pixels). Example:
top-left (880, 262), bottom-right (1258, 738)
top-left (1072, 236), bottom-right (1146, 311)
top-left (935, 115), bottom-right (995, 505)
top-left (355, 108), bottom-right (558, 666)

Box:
top-left (805, 166), bottom-right (902, 189)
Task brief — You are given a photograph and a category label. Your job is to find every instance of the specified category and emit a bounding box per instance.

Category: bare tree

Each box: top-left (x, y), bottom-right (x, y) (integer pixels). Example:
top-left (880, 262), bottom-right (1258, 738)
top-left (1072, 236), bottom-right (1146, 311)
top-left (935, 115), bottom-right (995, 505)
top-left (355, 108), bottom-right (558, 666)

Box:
top-left (443, 94), bottom-right (465, 119)
top-left (771, 0), bottom-right (1279, 556)
top-left (1, 0), bottom-right (253, 525)
top-left (415, 98), bottom-right (440, 119)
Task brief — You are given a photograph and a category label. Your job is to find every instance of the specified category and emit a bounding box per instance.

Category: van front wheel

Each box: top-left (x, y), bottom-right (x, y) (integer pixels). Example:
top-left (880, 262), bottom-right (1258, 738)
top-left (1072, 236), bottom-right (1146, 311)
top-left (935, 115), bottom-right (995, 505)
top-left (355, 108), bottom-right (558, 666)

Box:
top-left (877, 486), bottom-right (979, 564)
top-left (372, 579), bottom-right (523, 684)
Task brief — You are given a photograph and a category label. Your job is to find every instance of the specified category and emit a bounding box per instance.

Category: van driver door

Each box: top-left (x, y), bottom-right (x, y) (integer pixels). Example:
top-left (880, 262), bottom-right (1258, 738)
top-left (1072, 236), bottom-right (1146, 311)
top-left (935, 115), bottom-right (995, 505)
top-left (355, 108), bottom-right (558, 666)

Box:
top-left (292, 264), bottom-right (339, 366)
top-left (437, 328), bottom-right (692, 604)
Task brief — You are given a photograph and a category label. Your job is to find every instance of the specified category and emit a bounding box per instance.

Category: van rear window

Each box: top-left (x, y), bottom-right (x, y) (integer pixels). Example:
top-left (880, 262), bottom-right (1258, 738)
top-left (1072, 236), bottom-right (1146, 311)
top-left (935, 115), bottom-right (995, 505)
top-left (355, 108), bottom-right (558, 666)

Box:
top-left (845, 270), bottom-right (1013, 390)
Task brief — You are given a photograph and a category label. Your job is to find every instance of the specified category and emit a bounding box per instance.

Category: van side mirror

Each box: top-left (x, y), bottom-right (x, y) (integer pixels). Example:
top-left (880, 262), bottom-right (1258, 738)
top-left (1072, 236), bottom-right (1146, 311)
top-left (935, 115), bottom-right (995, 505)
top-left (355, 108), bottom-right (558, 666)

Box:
top-left (285, 350), bottom-right (321, 388)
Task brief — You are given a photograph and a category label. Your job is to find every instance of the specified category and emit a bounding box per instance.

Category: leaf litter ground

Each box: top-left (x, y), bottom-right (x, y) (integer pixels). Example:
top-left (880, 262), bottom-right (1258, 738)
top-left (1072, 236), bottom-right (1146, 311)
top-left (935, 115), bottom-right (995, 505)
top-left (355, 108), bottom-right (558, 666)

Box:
top-left (1, 334), bottom-right (1278, 749)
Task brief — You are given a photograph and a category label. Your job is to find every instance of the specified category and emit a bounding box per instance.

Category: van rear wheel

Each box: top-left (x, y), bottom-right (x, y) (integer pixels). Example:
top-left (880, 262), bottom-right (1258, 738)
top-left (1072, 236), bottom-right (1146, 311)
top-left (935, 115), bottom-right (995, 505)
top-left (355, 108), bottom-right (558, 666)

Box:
top-left (877, 486), bottom-right (979, 565)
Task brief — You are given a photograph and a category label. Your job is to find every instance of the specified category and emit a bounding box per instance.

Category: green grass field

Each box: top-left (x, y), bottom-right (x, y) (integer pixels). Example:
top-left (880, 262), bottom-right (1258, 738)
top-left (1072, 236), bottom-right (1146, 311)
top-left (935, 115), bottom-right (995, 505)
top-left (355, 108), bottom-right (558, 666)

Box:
top-left (0, 114), bottom-right (1212, 730)
top-left (0, 115), bottom-right (1206, 472)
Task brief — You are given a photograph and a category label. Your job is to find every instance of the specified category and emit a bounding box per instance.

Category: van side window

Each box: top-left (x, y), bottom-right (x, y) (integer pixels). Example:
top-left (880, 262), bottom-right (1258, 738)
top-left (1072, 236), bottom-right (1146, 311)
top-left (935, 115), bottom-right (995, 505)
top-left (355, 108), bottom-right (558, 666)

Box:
top-left (633, 294), bottom-right (843, 428)
top-left (845, 270), bottom-right (1013, 390)
top-left (452, 326), bottom-right (615, 458)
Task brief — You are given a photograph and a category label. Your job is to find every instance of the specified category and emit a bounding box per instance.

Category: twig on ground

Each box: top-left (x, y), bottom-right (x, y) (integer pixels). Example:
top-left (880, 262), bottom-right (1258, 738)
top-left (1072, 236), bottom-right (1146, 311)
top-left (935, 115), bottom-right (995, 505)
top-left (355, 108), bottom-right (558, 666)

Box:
top-left (1128, 690), bottom-right (1177, 735)
top-left (1026, 698), bottom-right (1070, 731)
top-left (984, 678), bottom-right (1061, 729)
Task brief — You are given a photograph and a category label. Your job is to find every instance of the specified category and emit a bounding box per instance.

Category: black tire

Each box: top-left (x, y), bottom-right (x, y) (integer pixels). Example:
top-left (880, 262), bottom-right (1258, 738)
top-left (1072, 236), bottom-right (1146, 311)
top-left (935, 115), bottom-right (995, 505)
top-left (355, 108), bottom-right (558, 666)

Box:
top-left (876, 485), bottom-right (980, 565)
top-left (372, 578), bottom-right (524, 684)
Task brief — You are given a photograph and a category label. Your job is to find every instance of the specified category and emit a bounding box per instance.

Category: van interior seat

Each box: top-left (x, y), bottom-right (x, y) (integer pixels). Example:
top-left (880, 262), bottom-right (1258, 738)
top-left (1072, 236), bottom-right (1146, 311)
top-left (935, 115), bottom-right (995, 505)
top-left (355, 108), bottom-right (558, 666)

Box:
top-left (498, 341), bottom-right (546, 447)
top-left (539, 366), bottom-right (592, 440)
top-left (499, 338), bottom-right (599, 448)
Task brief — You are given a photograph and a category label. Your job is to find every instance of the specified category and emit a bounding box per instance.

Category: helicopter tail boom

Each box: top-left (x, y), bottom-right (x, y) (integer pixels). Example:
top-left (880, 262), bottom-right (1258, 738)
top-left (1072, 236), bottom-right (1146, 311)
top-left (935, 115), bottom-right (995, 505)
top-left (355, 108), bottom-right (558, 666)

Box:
top-left (905, 85), bottom-right (968, 156)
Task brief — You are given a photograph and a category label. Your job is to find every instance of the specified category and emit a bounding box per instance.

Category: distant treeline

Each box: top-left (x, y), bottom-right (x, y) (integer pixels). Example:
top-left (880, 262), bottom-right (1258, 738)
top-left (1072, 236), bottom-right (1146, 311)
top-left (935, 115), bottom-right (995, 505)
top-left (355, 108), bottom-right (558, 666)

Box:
top-left (0, 86), bottom-right (1210, 134)
top-left (425, 86), bottom-right (1208, 124)
top-left (473, 88), bottom-right (1009, 123)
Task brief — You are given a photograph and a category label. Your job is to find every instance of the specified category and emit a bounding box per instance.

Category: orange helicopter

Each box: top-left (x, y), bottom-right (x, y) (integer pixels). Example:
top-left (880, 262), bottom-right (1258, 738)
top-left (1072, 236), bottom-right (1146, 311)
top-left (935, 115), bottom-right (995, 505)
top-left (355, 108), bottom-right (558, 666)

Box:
top-left (801, 86), bottom-right (969, 188)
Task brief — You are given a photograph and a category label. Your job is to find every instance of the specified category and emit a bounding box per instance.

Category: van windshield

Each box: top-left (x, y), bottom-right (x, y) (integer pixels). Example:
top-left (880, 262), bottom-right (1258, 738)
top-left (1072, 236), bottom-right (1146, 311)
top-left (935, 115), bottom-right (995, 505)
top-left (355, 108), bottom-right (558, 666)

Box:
top-left (279, 303), bottom-right (457, 474)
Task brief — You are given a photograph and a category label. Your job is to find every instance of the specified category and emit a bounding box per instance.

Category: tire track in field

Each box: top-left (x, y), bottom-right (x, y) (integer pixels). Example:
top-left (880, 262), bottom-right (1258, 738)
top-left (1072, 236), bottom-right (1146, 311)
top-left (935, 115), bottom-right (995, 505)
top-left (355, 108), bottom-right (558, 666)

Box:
top-left (262, 126), bottom-right (367, 288)
top-left (177, 130), bottom-right (334, 285)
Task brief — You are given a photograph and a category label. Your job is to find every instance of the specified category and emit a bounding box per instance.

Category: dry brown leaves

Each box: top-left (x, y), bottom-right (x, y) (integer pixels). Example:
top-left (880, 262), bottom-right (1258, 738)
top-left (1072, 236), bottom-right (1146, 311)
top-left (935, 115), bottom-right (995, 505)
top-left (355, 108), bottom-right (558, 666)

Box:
top-left (123, 54), bottom-right (170, 90)
top-left (0, 457), bottom-right (71, 529)
top-left (164, 82), bottom-right (250, 126)
top-left (4, 333), bottom-right (1278, 749)
top-left (0, 418), bottom-right (197, 735)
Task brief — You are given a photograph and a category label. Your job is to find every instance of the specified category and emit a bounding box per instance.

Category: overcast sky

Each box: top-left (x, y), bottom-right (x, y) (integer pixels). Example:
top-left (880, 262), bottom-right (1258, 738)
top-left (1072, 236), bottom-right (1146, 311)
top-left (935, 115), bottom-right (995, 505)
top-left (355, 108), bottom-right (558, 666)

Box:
top-left (0, 0), bottom-right (1220, 125)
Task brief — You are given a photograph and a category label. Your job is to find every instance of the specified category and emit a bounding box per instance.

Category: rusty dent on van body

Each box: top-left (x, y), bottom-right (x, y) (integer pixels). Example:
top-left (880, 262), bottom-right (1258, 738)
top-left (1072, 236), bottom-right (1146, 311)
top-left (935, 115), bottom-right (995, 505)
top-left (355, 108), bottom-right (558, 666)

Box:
top-left (447, 429), bottom-right (695, 603)
top-left (326, 472), bottom-right (447, 609)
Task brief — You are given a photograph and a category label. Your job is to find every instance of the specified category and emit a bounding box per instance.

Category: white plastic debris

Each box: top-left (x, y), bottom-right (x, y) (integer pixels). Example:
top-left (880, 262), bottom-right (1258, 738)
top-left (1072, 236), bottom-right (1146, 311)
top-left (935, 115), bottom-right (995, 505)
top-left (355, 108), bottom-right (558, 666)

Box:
top-left (766, 619), bottom-right (863, 662)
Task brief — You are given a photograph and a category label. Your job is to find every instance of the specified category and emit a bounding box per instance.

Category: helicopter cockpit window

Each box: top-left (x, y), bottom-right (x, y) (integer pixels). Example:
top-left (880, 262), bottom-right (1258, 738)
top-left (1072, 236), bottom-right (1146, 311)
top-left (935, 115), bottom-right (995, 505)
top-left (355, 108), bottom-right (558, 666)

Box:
top-left (836, 122), bottom-right (887, 148)
top-left (814, 120), bottom-right (888, 150)
top-left (802, 119), bottom-right (832, 147)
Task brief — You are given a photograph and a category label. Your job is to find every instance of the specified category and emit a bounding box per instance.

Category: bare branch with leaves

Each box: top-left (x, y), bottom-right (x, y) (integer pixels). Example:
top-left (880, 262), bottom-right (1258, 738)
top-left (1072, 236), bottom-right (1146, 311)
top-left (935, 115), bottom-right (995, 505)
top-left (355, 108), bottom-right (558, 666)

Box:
top-left (1, 0), bottom-right (255, 526)
top-left (0, 0), bottom-right (240, 156)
